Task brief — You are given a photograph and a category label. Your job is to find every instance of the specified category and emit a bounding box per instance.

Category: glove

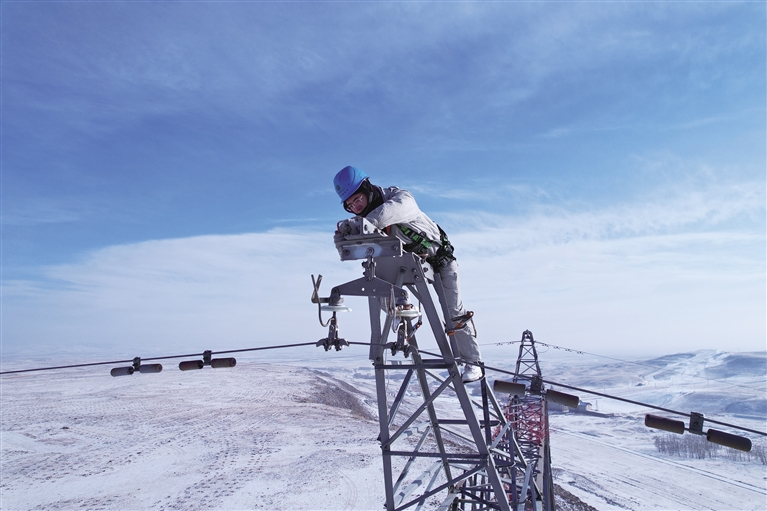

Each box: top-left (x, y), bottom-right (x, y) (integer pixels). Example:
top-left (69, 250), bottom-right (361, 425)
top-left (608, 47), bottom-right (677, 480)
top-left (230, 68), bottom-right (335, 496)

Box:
top-left (334, 229), bottom-right (347, 259)
top-left (337, 219), bottom-right (354, 236)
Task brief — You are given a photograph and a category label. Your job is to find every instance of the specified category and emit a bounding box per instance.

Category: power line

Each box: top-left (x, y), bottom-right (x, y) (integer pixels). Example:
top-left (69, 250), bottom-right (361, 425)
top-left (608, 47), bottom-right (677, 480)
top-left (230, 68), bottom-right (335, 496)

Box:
top-left (0, 341), bottom-right (322, 375)
top-left (482, 339), bottom-right (584, 355)
top-left (533, 376), bottom-right (767, 438)
top-left (3, 341), bottom-right (764, 438)
top-left (418, 350), bottom-right (767, 438)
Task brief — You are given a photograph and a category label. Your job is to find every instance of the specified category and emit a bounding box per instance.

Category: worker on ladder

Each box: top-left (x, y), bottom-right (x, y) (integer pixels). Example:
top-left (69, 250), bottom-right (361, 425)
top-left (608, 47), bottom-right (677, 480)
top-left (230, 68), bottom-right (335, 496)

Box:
top-left (333, 165), bottom-right (484, 382)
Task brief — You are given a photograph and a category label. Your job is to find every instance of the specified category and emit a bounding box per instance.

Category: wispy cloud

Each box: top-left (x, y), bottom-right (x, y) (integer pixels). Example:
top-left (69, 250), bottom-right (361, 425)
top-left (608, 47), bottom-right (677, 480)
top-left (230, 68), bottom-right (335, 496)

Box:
top-left (2, 197), bottom-right (82, 226)
top-left (2, 2), bottom-right (763, 362)
top-left (3, 175), bottom-right (763, 360)
top-left (2, 230), bottom-right (369, 357)
top-left (441, 170), bottom-right (765, 357)
top-left (406, 182), bottom-right (550, 203)
top-left (10, 2), bottom-right (759, 140)
top-left (461, 226), bottom-right (763, 359)
top-left (436, 152), bottom-right (765, 245)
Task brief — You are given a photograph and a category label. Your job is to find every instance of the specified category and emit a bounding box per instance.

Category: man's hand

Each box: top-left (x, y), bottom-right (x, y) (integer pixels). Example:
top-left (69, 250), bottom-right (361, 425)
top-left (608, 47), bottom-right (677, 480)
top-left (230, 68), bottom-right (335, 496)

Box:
top-left (336, 219), bottom-right (354, 236)
top-left (334, 231), bottom-right (346, 259)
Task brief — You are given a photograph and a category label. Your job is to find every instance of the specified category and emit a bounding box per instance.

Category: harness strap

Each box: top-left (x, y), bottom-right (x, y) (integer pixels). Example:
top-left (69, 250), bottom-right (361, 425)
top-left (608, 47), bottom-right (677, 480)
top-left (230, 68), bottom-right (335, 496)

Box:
top-left (397, 224), bottom-right (455, 273)
top-left (397, 224), bottom-right (432, 255)
top-left (396, 224), bottom-right (456, 272)
top-left (446, 311), bottom-right (477, 338)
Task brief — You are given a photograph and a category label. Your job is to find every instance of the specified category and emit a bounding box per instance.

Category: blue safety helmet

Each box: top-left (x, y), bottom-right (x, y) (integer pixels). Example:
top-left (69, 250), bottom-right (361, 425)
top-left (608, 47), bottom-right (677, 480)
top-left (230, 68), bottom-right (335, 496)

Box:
top-left (334, 166), bottom-right (368, 202)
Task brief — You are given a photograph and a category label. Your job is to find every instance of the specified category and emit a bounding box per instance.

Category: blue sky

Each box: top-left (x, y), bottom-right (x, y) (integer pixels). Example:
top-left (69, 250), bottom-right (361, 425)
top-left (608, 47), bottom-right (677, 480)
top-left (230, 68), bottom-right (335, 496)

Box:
top-left (2, 1), bottom-right (765, 360)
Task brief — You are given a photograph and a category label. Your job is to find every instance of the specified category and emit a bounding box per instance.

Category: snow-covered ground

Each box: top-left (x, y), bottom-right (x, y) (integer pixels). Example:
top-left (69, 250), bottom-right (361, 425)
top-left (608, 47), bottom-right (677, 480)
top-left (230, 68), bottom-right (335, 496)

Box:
top-left (1, 361), bottom-right (384, 510)
top-left (539, 350), bottom-right (767, 511)
top-left (1, 349), bottom-right (765, 510)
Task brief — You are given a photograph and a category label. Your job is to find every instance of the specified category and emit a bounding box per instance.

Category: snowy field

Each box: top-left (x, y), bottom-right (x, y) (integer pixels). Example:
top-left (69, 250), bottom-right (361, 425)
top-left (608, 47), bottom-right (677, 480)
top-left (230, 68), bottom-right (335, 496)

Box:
top-left (540, 350), bottom-right (767, 511)
top-left (1, 349), bottom-right (765, 510)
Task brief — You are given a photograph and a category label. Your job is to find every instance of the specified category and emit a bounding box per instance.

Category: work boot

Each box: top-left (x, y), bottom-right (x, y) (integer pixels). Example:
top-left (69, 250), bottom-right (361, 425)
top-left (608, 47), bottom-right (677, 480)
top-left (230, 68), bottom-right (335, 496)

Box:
top-left (461, 363), bottom-right (483, 383)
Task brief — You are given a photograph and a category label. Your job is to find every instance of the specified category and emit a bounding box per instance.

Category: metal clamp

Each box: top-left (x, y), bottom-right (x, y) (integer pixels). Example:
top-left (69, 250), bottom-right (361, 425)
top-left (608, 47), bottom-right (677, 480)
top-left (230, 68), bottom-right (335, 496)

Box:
top-left (316, 313), bottom-right (349, 351)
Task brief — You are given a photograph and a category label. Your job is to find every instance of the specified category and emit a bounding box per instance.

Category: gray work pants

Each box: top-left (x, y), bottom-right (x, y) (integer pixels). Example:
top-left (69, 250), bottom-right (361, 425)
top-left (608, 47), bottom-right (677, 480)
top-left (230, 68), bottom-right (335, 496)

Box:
top-left (438, 259), bottom-right (482, 364)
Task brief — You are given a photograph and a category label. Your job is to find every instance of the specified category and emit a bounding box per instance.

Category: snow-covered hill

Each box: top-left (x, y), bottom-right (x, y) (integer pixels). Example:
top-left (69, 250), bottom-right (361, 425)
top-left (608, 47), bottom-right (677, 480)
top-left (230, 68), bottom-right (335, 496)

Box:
top-left (531, 350), bottom-right (764, 415)
top-left (1, 349), bottom-right (765, 510)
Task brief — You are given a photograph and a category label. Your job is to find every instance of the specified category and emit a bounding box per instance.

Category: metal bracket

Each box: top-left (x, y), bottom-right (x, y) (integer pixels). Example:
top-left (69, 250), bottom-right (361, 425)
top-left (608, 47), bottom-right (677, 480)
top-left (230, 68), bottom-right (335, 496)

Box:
top-left (529, 375), bottom-right (544, 394)
top-left (311, 274), bottom-right (351, 327)
top-left (338, 239), bottom-right (403, 261)
top-left (335, 220), bottom-right (403, 261)
top-left (689, 412), bottom-right (705, 435)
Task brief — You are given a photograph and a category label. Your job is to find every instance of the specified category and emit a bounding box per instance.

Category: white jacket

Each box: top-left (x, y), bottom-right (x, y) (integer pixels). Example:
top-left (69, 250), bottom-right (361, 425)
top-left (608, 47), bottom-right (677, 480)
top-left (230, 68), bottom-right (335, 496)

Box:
top-left (364, 186), bottom-right (443, 256)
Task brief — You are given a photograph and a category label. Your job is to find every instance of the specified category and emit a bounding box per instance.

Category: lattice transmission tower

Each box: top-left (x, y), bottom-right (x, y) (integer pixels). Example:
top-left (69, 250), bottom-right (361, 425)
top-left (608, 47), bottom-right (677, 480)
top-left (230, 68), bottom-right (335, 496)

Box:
top-left (314, 217), bottom-right (515, 510)
top-left (493, 330), bottom-right (557, 511)
top-left (314, 219), bottom-right (579, 510)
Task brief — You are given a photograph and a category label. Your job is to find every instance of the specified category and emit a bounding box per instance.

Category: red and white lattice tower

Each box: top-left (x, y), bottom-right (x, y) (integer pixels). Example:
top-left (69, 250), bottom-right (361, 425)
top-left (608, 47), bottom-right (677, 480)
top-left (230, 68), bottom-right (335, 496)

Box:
top-left (501, 330), bottom-right (555, 511)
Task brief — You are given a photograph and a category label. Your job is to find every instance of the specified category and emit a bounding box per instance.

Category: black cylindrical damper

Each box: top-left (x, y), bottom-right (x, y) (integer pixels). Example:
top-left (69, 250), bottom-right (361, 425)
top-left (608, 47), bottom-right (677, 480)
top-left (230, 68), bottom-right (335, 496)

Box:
top-left (707, 428), bottom-right (752, 452)
top-left (179, 360), bottom-right (204, 371)
top-left (546, 390), bottom-right (580, 409)
top-left (493, 380), bottom-right (526, 396)
top-left (210, 358), bottom-right (236, 368)
top-left (645, 414), bottom-right (685, 434)
top-left (110, 366), bottom-right (134, 377)
top-left (138, 363), bottom-right (163, 374)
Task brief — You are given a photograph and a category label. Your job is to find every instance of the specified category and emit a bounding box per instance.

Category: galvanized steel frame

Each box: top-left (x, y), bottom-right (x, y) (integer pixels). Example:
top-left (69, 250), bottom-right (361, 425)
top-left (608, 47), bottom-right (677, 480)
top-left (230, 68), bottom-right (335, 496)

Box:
top-left (327, 239), bottom-right (513, 510)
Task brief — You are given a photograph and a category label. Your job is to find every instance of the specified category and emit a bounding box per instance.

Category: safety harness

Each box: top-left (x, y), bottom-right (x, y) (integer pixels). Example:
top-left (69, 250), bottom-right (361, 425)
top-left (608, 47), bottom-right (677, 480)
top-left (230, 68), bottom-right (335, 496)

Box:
top-left (394, 224), bottom-right (476, 339)
top-left (397, 224), bottom-right (455, 273)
